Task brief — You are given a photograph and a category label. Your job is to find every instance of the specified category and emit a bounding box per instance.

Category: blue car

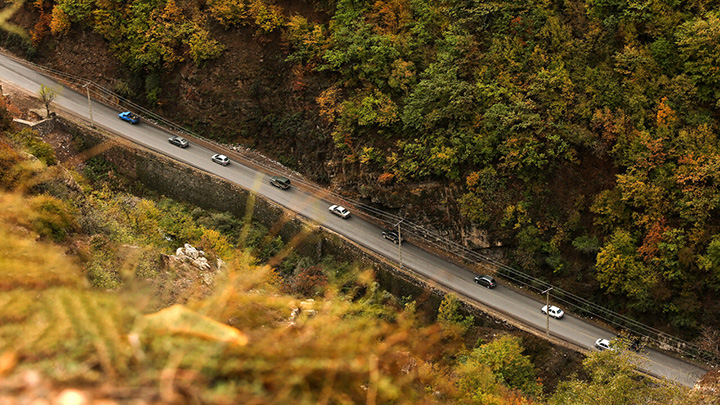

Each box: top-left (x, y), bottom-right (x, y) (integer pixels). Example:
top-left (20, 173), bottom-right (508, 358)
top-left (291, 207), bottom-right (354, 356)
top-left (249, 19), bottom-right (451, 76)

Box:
top-left (118, 111), bottom-right (140, 124)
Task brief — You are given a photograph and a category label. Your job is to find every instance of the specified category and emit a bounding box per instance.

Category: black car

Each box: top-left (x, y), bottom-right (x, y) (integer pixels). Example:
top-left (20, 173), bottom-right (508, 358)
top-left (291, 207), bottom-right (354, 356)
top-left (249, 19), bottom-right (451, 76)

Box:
top-left (629, 337), bottom-right (644, 353)
top-left (168, 136), bottom-right (189, 148)
top-left (474, 275), bottom-right (496, 289)
top-left (270, 176), bottom-right (291, 190)
top-left (382, 230), bottom-right (403, 244)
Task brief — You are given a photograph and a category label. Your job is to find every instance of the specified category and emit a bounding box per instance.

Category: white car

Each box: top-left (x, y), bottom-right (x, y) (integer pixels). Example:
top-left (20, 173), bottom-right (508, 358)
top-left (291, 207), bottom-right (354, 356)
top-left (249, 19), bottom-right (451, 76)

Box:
top-left (541, 305), bottom-right (565, 319)
top-left (329, 205), bottom-right (351, 219)
top-left (211, 154), bottom-right (230, 166)
top-left (595, 338), bottom-right (612, 351)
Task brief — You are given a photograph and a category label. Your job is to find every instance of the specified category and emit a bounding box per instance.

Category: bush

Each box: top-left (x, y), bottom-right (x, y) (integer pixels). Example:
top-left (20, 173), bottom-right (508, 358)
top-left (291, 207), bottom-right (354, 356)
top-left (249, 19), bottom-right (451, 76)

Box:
top-left (188, 29), bottom-right (225, 65)
top-left (28, 194), bottom-right (77, 241)
top-left (10, 128), bottom-right (56, 166)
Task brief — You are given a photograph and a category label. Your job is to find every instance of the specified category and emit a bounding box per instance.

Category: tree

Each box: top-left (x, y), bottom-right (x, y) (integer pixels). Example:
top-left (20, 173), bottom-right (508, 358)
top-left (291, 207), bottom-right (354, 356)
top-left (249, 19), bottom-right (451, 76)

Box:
top-left (462, 335), bottom-right (541, 397)
top-left (550, 348), bottom-right (694, 404)
top-left (595, 229), bottom-right (656, 308)
top-left (676, 12), bottom-right (720, 105)
top-left (437, 293), bottom-right (474, 338)
top-left (38, 84), bottom-right (60, 118)
top-left (292, 265), bottom-right (328, 297)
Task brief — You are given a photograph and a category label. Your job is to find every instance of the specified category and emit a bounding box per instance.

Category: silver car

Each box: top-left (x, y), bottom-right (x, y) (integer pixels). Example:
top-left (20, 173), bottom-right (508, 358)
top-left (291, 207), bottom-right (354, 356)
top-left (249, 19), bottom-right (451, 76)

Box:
top-left (211, 154), bottom-right (230, 166)
top-left (329, 205), bottom-right (351, 219)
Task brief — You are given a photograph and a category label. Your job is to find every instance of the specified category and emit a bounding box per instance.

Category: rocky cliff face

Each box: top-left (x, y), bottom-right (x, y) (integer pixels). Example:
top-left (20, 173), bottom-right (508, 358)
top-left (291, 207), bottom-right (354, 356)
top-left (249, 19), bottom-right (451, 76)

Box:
top-left (155, 243), bottom-right (224, 306)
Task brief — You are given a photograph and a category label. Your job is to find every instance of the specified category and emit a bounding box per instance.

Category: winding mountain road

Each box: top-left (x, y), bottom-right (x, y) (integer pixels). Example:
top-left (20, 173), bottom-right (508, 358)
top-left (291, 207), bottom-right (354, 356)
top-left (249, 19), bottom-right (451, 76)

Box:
top-left (0, 52), bottom-right (710, 387)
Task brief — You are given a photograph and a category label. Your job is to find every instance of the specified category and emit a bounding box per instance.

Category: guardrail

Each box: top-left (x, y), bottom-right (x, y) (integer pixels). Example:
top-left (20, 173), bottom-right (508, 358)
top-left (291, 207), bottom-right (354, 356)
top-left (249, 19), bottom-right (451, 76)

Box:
top-left (3, 49), bottom-right (717, 368)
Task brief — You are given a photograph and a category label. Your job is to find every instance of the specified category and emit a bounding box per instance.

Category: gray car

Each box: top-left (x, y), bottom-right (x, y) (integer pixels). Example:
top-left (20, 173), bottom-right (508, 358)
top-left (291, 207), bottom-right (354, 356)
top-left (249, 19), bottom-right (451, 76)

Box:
top-left (168, 136), bottom-right (189, 148)
top-left (270, 176), bottom-right (291, 190)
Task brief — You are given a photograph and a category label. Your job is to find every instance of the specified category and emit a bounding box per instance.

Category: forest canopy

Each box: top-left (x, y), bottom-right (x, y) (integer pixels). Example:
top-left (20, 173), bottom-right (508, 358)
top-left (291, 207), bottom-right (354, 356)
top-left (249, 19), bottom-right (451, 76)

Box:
top-left (26, 0), bottom-right (720, 339)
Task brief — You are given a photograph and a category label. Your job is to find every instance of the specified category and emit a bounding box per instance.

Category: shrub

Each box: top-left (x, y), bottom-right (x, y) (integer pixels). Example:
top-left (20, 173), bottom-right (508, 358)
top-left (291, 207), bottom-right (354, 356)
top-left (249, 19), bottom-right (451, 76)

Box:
top-left (10, 128), bottom-right (56, 166)
top-left (28, 194), bottom-right (77, 241)
top-left (188, 29), bottom-right (225, 65)
top-left (291, 265), bottom-right (328, 296)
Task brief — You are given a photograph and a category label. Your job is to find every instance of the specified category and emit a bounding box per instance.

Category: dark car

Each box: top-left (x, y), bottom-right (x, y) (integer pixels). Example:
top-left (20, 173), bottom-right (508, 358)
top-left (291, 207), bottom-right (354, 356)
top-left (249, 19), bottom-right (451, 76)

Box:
top-left (629, 337), bottom-right (644, 353)
top-left (118, 111), bottom-right (140, 124)
top-left (382, 230), bottom-right (403, 244)
top-left (270, 176), bottom-right (291, 190)
top-left (474, 275), bottom-right (496, 289)
top-left (168, 136), bottom-right (189, 148)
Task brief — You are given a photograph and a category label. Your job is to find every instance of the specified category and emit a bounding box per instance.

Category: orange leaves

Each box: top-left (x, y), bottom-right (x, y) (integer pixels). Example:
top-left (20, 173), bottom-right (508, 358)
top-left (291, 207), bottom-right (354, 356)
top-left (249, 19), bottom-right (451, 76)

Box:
top-left (31, 5), bottom-right (53, 44)
top-left (637, 219), bottom-right (667, 261)
top-left (49, 7), bottom-right (71, 37)
top-left (377, 172), bottom-right (394, 184)
top-left (316, 85), bottom-right (342, 124)
top-left (465, 171), bottom-right (481, 189)
top-left (368, 0), bottom-right (412, 36)
top-left (656, 97), bottom-right (676, 128)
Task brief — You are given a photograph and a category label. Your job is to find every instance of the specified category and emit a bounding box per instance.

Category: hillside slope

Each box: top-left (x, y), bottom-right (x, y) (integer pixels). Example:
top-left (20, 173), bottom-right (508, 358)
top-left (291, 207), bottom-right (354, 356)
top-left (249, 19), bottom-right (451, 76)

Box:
top-left (5, 0), bottom-right (720, 342)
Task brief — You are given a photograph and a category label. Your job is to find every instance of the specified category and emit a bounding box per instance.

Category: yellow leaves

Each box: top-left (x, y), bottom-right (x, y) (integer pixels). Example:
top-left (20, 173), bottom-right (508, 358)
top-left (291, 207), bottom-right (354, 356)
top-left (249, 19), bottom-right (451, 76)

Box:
top-left (49, 6), bottom-right (71, 37)
top-left (262, 266), bottom-right (283, 288)
top-left (252, 1), bottom-right (284, 34)
top-left (207, 0), bottom-right (251, 28)
top-left (161, 0), bottom-right (181, 21)
top-left (316, 85), bottom-right (343, 124)
top-left (503, 203), bottom-right (532, 230)
top-left (359, 146), bottom-right (380, 165)
top-left (198, 227), bottom-right (233, 259)
top-left (0, 351), bottom-right (17, 378)
top-left (142, 304), bottom-right (249, 346)
top-left (466, 171), bottom-right (481, 188)
top-left (208, 0), bottom-right (284, 32)
top-left (0, 193), bottom-right (83, 291)
top-left (388, 58), bottom-right (415, 93)
top-left (656, 96), bottom-right (676, 128)
top-left (188, 28), bottom-right (225, 65)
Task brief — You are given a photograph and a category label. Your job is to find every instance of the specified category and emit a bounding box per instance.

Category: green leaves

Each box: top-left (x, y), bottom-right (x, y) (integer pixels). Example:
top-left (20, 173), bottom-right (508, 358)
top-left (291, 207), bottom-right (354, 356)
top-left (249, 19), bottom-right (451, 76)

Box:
top-left (550, 347), bottom-right (691, 405)
top-left (459, 335), bottom-right (541, 398)
top-left (676, 11), bottom-right (720, 105)
top-left (596, 229), bottom-right (656, 305)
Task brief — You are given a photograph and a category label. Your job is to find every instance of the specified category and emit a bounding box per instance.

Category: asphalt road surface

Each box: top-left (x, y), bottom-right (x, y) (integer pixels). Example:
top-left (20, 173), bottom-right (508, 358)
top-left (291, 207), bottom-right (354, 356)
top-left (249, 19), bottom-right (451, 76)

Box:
top-left (0, 52), bottom-right (709, 387)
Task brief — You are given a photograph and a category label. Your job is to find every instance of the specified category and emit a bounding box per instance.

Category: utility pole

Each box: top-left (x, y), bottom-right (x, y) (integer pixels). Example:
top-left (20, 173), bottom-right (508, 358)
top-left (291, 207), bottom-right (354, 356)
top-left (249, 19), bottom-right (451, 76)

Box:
top-left (395, 219), bottom-right (404, 270)
top-left (541, 286), bottom-right (554, 337)
top-left (83, 82), bottom-right (94, 128)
